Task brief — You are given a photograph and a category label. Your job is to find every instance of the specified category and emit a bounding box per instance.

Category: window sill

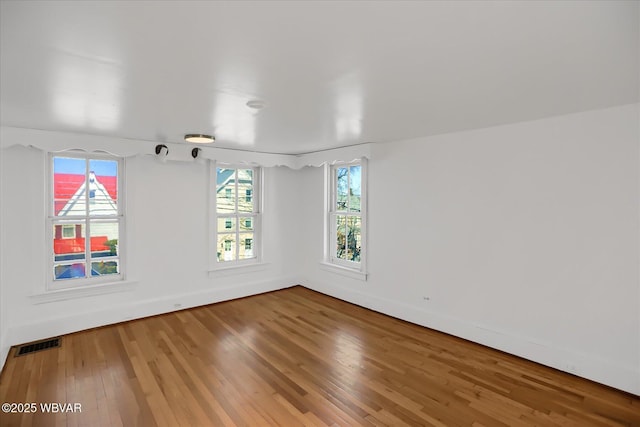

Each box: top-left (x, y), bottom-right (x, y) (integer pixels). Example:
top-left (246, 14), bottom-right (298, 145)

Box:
top-left (319, 262), bottom-right (367, 281)
top-left (208, 262), bottom-right (269, 277)
top-left (29, 280), bottom-right (139, 304)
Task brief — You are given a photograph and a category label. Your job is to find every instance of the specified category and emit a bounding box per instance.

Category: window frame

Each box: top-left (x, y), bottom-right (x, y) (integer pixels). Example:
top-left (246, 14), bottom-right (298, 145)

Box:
top-left (326, 158), bottom-right (367, 275)
top-left (210, 162), bottom-right (262, 270)
top-left (46, 152), bottom-right (125, 290)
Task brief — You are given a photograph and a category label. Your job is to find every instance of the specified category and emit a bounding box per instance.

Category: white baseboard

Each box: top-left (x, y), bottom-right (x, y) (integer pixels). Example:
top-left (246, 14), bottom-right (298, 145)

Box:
top-left (5, 278), bottom-right (297, 355)
top-left (300, 279), bottom-right (640, 396)
top-left (3, 278), bottom-right (638, 397)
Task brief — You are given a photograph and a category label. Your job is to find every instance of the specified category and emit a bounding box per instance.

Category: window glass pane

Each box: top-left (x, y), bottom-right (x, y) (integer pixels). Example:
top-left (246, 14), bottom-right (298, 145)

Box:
top-left (88, 159), bottom-right (118, 216)
top-left (216, 168), bottom-right (236, 213)
top-left (238, 169), bottom-right (254, 213)
top-left (218, 217), bottom-right (235, 231)
top-left (217, 234), bottom-right (236, 262)
top-left (349, 165), bottom-right (361, 213)
top-left (54, 157), bottom-right (87, 217)
top-left (335, 215), bottom-right (361, 263)
top-left (53, 222), bottom-right (86, 262)
top-left (213, 166), bottom-right (260, 267)
top-left (90, 221), bottom-right (119, 258)
top-left (62, 225), bottom-right (75, 238)
top-left (54, 263), bottom-right (86, 280)
top-left (336, 167), bottom-right (348, 211)
top-left (240, 217), bottom-right (253, 231)
top-left (91, 260), bottom-right (119, 277)
top-left (239, 233), bottom-right (255, 259)
top-left (51, 155), bottom-right (125, 285)
top-left (345, 216), bottom-right (362, 262)
top-left (336, 215), bottom-right (347, 260)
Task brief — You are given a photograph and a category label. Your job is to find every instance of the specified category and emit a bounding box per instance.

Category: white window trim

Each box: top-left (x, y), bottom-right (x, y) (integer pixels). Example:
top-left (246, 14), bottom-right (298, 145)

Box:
top-left (207, 262), bottom-right (269, 277)
top-left (323, 158), bottom-right (367, 279)
top-left (46, 152), bottom-right (126, 291)
top-left (319, 261), bottom-right (368, 281)
top-left (30, 280), bottom-right (139, 304)
top-left (209, 161), bottom-right (263, 271)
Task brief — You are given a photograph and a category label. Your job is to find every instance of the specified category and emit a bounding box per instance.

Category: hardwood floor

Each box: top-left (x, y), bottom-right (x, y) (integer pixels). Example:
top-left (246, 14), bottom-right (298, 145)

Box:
top-left (0, 286), bottom-right (638, 426)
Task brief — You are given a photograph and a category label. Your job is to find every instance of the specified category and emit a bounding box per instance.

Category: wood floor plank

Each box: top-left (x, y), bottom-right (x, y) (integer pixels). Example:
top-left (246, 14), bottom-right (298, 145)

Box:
top-left (1, 286), bottom-right (638, 426)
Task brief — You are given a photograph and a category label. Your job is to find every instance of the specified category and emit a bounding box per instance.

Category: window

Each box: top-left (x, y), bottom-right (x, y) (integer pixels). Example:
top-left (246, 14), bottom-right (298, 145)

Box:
top-left (212, 164), bottom-right (261, 267)
top-left (49, 153), bottom-right (124, 288)
top-left (62, 225), bottom-right (75, 238)
top-left (328, 160), bottom-right (366, 272)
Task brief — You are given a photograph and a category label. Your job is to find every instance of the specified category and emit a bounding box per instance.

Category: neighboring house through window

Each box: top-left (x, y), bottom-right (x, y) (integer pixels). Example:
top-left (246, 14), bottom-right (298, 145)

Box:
top-left (49, 153), bottom-right (124, 288)
top-left (212, 164), bottom-right (261, 267)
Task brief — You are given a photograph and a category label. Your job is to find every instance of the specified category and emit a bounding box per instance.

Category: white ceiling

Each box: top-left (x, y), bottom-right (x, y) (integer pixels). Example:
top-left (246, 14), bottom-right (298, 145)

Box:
top-left (1, 1), bottom-right (638, 155)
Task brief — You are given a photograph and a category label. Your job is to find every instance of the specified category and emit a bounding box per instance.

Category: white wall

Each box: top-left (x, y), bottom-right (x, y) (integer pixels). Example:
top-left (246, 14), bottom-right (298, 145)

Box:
top-left (299, 104), bottom-right (640, 395)
top-left (0, 145), bottom-right (301, 361)
top-left (1, 104), bottom-right (638, 395)
top-left (0, 133), bottom-right (5, 367)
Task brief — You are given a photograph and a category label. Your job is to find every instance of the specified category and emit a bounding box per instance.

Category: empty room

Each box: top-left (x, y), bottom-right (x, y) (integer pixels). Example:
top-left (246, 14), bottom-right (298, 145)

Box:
top-left (1, 1), bottom-right (639, 426)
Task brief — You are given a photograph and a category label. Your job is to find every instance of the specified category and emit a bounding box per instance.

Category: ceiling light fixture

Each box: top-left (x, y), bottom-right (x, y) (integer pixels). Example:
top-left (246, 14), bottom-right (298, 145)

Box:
top-left (246, 100), bottom-right (266, 110)
top-left (184, 134), bottom-right (215, 144)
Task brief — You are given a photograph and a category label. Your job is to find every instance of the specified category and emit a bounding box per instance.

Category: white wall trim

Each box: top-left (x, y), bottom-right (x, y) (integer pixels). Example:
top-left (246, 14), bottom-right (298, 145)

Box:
top-left (1, 126), bottom-right (150, 158)
top-left (293, 143), bottom-right (373, 169)
top-left (318, 262), bottom-right (367, 281)
top-left (300, 279), bottom-right (640, 396)
top-left (1, 126), bottom-right (374, 169)
top-left (2, 277), bottom-right (638, 396)
top-left (6, 278), bottom-right (297, 352)
top-left (29, 280), bottom-right (139, 304)
top-left (208, 262), bottom-right (270, 277)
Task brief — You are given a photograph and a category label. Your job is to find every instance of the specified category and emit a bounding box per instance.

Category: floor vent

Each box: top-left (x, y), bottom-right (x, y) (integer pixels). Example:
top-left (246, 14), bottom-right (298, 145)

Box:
top-left (15, 338), bottom-right (61, 356)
